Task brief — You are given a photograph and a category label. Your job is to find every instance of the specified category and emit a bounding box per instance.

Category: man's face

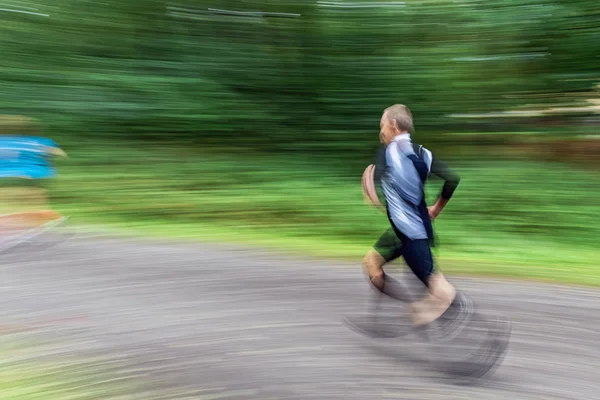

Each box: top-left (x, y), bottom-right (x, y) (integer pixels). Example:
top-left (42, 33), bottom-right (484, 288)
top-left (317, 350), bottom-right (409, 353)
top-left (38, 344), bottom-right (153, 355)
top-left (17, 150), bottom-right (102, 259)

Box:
top-left (379, 112), bottom-right (396, 145)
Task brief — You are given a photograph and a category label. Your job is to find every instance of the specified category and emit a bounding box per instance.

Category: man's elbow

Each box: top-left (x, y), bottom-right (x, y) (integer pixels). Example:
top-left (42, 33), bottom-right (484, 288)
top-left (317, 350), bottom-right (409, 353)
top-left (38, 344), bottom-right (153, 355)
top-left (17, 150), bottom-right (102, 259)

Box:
top-left (449, 172), bottom-right (461, 189)
top-left (453, 175), bottom-right (461, 188)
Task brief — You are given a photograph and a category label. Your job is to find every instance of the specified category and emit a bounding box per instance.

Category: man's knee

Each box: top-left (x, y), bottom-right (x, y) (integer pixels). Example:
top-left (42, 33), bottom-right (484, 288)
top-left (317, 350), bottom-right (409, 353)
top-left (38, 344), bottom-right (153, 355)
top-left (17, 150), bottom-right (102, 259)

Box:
top-left (363, 249), bottom-right (385, 278)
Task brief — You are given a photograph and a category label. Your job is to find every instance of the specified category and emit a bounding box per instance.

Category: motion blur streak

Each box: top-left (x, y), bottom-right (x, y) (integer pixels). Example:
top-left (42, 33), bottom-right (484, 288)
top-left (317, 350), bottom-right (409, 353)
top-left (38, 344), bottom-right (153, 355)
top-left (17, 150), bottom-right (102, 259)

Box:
top-left (0, 0), bottom-right (599, 398)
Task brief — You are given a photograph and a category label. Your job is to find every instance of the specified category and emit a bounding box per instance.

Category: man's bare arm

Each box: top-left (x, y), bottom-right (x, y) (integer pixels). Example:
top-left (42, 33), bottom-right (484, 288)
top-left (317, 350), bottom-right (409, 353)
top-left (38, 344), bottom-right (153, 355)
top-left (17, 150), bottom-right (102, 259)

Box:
top-left (362, 164), bottom-right (384, 210)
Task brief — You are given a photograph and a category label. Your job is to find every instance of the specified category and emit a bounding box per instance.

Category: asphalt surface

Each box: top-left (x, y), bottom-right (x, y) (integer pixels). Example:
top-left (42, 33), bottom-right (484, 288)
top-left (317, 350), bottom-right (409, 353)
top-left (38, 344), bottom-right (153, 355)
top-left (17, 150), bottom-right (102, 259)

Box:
top-left (1, 231), bottom-right (599, 399)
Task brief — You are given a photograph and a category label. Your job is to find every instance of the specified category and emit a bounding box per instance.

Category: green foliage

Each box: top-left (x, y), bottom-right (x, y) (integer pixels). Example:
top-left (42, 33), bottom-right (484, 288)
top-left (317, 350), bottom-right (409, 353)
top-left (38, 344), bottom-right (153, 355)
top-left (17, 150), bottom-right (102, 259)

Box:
top-left (1, 1), bottom-right (599, 146)
top-left (14, 142), bottom-right (594, 285)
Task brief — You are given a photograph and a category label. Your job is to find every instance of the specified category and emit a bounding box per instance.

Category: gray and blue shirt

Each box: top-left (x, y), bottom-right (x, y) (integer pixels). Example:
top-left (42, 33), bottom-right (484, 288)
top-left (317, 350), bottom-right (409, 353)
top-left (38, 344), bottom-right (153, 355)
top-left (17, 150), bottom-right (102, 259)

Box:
top-left (373, 134), bottom-right (460, 242)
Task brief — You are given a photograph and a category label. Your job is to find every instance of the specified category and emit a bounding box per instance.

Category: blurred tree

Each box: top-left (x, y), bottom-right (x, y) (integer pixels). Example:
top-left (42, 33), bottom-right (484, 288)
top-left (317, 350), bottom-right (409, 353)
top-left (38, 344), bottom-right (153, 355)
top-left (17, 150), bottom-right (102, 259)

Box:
top-left (0, 0), bottom-right (598, 148)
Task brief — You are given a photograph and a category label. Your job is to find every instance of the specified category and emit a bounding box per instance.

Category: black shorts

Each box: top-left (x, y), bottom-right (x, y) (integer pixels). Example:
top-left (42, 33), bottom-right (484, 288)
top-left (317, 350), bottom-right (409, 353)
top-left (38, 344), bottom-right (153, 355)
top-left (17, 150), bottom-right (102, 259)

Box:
top-left (373, 226), bottom-right (436, 286)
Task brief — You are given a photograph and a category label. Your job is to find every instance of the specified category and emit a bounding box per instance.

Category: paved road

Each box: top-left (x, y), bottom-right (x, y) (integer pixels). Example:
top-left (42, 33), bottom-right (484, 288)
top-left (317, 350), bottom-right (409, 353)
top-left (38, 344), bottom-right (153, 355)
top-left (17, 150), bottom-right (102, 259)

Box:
top-left (1, 233), bottom-right (599, 399)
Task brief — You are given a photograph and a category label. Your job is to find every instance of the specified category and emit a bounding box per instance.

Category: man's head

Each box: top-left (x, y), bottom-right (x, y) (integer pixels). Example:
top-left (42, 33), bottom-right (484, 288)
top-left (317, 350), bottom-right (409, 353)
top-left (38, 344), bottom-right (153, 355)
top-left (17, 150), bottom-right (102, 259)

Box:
top-left (379, 104), bottom-right (413, 144)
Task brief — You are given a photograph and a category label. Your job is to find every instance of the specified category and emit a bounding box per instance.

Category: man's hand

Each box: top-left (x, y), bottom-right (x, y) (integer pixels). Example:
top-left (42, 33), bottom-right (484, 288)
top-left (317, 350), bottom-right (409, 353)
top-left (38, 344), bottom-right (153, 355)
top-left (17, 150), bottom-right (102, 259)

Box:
top-left (428, 197), bottom-right (449, 221)
top-left (428, 205), bottom-right (440, 221)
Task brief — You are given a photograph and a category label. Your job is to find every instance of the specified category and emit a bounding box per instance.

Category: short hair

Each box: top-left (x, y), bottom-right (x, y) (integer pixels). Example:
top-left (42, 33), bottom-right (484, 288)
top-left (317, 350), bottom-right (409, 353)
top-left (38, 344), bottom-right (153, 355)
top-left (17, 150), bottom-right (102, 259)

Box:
top-left (383, 104), bottom-right (414, 133)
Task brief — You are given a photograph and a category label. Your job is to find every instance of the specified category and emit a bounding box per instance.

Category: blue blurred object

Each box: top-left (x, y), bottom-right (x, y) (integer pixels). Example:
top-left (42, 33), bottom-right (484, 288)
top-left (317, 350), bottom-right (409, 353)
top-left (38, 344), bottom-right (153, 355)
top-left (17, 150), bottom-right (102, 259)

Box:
top-left (0, 136), bottom-right (60, 179)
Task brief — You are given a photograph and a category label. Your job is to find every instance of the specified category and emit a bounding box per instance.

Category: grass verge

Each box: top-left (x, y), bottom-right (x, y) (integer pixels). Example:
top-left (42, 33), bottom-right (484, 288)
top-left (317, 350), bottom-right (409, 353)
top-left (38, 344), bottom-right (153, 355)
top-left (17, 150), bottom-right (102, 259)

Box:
top-left (3, 140), bottom-right (599, 287)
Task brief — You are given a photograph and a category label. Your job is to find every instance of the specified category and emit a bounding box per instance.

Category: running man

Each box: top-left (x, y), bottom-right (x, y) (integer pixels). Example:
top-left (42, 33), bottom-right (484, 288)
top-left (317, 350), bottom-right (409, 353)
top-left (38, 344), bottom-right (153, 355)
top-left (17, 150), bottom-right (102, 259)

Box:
top-left (359, 104), bottom-right (472, 339)
top-left (0, 130), bottom-right (67, 231)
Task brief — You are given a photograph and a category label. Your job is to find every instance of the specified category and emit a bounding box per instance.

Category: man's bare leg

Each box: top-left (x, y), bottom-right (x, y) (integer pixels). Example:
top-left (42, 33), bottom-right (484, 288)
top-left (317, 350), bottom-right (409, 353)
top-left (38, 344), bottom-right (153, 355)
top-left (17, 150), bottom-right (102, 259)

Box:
top-left (0, 185), bottom-right (62, 229)
top-left (363, 248), bottom-right (413, 304)
top-left (362, 248), bottom-right (470, 339)
top-left (409, 272), bottom-right (456, 326)
top-left (365, 247), bottom-right (454, 324)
